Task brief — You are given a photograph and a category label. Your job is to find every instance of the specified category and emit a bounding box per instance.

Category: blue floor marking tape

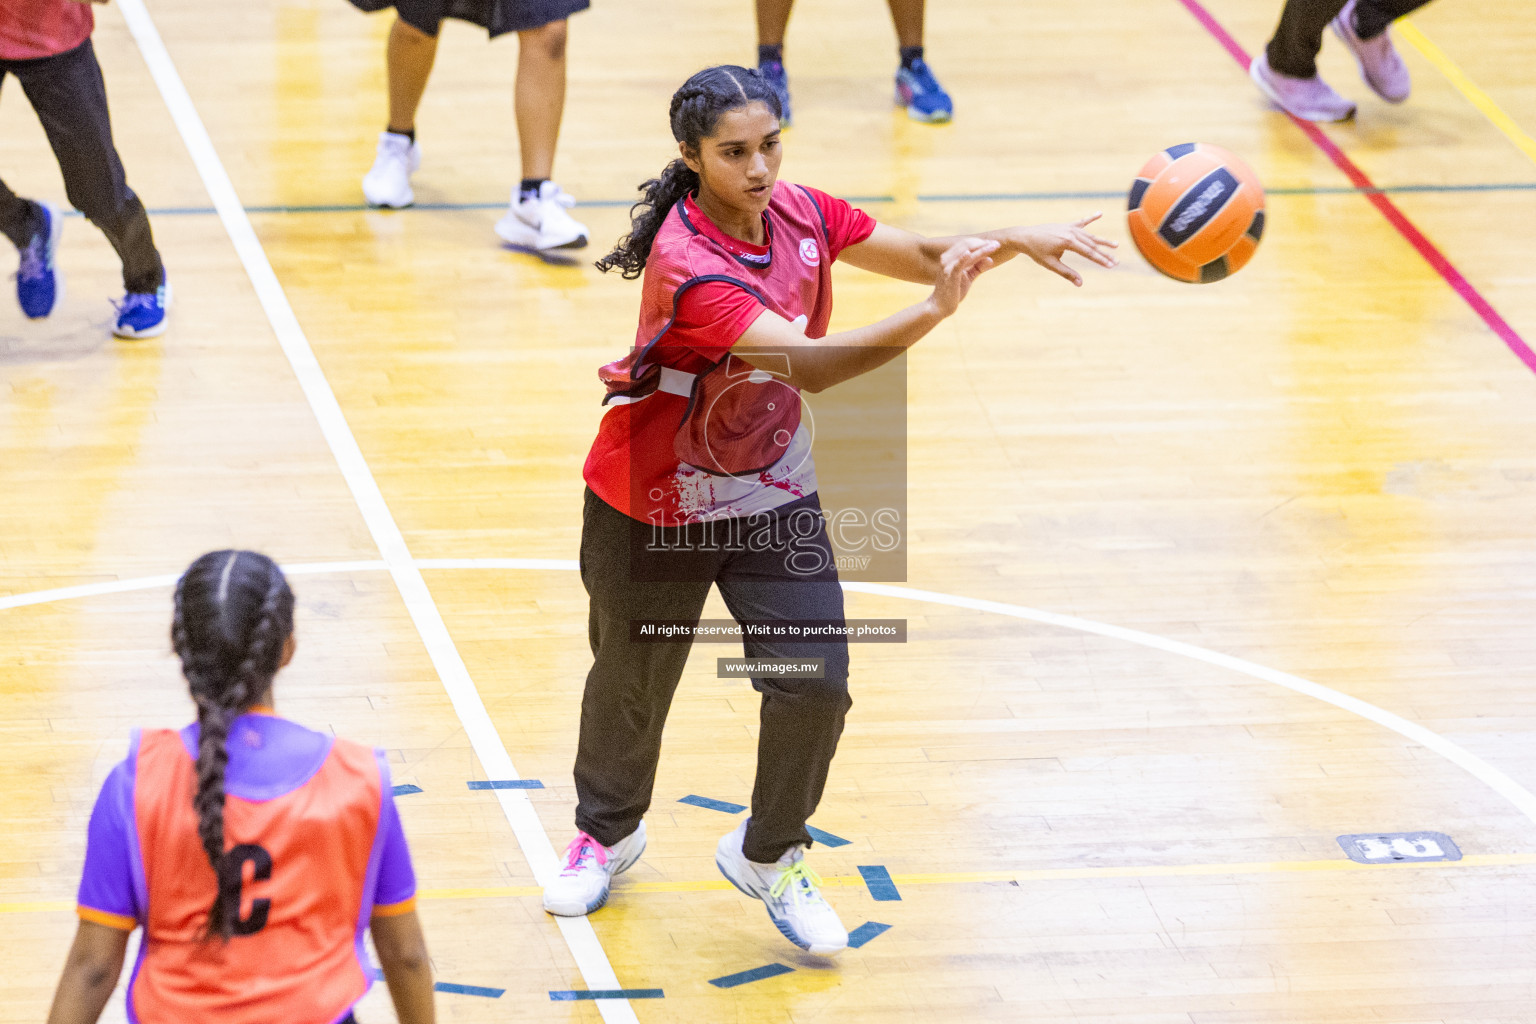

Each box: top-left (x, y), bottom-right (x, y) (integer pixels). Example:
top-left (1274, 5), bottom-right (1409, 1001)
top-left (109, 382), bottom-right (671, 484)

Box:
top-left (858, 865), bottom-right (902, 901)
top-left (60, 182), bottom-right (1533, 221)
top-left (679, 794), bottom-right (746, 813)
top-left (435, 982), bottom-right (505, 998)
top-left (466, 779), bottom-right (543, 790)
top-left (549, 989), bottom-right (666, 1000)
top-left (848, 921), bottom-right (892, 948)
top-left (391, 784), bottom-right (422, 796)
top-left (709, 963), bottom-right (795, 988)
top-left (806, 825), bottom-right (850, 847)
top-left (368, 968), bottom-right (501, 997)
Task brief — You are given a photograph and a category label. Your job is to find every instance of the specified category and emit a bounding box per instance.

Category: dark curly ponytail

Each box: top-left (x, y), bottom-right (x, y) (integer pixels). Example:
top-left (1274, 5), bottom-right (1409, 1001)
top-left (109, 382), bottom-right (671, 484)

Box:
top-left (596, 65), bottom-right (783, 279)
top-left (171, 550), bottom-right (294, 941)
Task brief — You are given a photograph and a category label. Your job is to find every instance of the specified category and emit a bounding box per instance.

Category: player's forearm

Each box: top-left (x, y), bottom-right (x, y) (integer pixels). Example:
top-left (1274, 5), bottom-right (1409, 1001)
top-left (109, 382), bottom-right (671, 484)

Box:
top-left (923, 229), bottom-right (1024, 271)
top-left (46, 929), bottom-right (126, 1024)
top-left (372, 911), bottom-right (435, 1024)
top-left (772, 298), bottom-right (944, 393)
top-left (45, 967), bottom-right (117, 1024)
top-left (379, 954), bottom-right (436, 1024)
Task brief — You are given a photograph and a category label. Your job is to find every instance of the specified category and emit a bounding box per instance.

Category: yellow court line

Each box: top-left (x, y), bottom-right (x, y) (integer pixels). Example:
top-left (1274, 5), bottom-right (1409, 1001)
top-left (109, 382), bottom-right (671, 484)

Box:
top-left (7, 854), bottom-right (1534, 915)
top-left (1398, 18), bottom-right (1536, 168)
top-left (0, 899), bottom-right (74, 914)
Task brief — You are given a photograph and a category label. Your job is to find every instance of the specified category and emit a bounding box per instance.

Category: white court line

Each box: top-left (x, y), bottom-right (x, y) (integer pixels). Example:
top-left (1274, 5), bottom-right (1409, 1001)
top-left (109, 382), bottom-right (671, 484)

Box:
top-left (8, 559), bottom-right (1536, 834)
top-left (842, 582), bottom-right (1536, 829)
top-left (109, 4), bottom-right (638, 1020)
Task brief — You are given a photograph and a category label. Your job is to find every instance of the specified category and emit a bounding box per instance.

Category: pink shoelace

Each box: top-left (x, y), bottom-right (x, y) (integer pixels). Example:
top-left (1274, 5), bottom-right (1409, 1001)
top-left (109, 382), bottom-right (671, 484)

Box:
top-left (561, 832), bottom-right (609, 875)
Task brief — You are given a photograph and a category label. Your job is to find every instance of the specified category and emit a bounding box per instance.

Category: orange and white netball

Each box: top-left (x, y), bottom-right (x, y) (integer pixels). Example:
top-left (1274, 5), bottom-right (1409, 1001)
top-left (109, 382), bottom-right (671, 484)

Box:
top-left (1127, 142), bottom-right (1265, 283)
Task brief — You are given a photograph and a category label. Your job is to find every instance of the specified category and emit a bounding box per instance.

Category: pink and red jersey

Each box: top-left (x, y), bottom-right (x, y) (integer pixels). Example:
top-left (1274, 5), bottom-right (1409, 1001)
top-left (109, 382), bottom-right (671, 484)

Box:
top-left (584, 183), bottom-right (874, 526)
top-left (77, 712), bottom-right (416, 1024)
top-left (0, 0), bottom-right (92, 61)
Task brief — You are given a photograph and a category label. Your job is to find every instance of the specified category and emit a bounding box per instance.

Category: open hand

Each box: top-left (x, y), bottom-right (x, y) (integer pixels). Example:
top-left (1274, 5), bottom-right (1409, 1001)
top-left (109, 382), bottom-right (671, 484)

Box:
top-left (1015, 213), bottom-right (1118, 286)
top-left (930, 238), bottom-right (1000, 318)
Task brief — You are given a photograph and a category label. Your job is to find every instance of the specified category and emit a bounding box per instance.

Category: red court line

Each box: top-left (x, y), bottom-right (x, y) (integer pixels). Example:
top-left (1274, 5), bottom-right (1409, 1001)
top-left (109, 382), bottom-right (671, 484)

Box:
top-left (1174, 0), bottom-right (1536, 376)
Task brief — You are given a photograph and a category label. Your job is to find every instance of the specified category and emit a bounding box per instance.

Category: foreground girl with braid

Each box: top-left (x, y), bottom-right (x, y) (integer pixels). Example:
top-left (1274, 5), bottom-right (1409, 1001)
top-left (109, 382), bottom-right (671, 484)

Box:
top-left (45, 551), bottom-right (435, 1024)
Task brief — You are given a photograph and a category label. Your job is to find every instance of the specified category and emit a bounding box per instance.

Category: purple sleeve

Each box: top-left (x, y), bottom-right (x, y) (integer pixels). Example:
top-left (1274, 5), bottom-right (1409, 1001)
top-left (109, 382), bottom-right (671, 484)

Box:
top-left (77, 760), bottom-right (141, 925)
top-left (372, 772), bottom-right (416, 909)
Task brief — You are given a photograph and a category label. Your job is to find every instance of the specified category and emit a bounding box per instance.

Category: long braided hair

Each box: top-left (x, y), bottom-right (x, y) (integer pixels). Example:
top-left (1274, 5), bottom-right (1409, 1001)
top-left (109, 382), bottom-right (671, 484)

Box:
top-left (595, 65), bottom-right (783, 279)
top-left (170, 550), bottom-right (294, 941)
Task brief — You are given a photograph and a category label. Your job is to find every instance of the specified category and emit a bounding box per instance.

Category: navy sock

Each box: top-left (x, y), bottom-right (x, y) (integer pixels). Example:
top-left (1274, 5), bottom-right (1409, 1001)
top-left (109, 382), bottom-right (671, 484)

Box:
top-left (899, 45), bottom-right (924, 70)
top-left (519, 177), bottom-right (548, 202)
top-left (758, 44), bottom-right (783, 66)
top-left (387, 126), bottom-right (415, 142)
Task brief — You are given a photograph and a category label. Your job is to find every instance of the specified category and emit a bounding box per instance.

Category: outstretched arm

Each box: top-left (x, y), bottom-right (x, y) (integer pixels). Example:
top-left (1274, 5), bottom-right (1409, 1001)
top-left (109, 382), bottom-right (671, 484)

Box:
top-left (372, 909), bottom-right (436, 1024)
top-left (840, 214), bottom-right (1118, 287)
top-left (734, 238), bottom-right (998, 393)
top-left (45, 921), bottom-right (130, 1024)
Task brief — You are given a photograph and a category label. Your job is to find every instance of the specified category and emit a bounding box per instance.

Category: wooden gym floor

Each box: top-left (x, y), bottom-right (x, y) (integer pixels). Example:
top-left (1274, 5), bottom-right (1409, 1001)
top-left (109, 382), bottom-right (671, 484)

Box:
top-left (3, 0), bottom-right (1536, 1020)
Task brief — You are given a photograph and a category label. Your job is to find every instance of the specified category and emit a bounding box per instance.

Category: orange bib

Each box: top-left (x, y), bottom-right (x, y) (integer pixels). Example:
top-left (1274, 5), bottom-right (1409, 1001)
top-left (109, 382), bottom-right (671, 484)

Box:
top-left (131, 729), bottom-right (381, 1023)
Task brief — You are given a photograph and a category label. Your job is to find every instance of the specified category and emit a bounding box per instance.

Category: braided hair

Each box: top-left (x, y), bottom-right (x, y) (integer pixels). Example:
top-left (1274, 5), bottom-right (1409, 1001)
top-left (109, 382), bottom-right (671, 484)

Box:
top-left (595, 65), bottom-right (783, 279)
top-left (170, 550), bottom-right (294, 941)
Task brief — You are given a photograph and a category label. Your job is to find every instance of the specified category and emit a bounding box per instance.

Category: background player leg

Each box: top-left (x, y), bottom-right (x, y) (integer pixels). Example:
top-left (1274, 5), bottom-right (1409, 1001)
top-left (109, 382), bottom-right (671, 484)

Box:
top-left (0, 64), bottom-right (63, 320)
top-left (362, 16), bottom-right (434, 208)
top-left (0, 173), bottom-right (62, 319)
top-left (754, 0), bottom-right (794, 126)
top-left (887, 0), bottom-right (953, 123)
top-left (754, 0), bottom-right (952, 125)
top-left (493, 19), bottom-right (589, 252)
top-left (19, 40), bottom-right (166, 337)
top-left (1251, 0), bottom-right (1434, 120)
top-left (1331, 0), bottom-right (1435, 102)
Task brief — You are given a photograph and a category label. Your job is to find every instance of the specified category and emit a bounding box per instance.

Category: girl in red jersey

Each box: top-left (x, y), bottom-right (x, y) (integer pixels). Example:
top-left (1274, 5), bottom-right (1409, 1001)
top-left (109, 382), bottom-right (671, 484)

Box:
top-left (46, 551), bottom-right (435, 1024)
top-left (542, 64), bottom-right (1117, 955)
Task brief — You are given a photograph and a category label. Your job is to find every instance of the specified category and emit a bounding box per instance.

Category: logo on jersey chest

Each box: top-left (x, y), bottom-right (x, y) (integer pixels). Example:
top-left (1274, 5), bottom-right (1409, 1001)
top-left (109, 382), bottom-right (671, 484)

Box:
top-left (798, 238), bottom-right (820, 266)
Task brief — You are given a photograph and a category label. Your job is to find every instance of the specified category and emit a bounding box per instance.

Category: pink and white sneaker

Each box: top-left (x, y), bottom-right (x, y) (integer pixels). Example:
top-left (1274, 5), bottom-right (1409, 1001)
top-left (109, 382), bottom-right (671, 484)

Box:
top-left (1249, 51), bottom-right (1357, 123)
top-left (1331, 0), bottom-right (1412, 103)
top-left (541, 822), bottom-right (646, 916)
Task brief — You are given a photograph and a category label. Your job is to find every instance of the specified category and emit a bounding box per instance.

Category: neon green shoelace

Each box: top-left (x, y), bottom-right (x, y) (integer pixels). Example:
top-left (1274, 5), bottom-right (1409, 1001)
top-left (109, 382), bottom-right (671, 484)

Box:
top-left (769, 860), bottom-right (824, 900)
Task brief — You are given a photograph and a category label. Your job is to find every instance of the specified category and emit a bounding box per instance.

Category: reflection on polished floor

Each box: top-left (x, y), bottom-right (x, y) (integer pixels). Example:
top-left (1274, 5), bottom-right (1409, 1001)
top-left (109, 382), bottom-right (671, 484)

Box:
top-left (3, 0), bottom-right (1536, 1020)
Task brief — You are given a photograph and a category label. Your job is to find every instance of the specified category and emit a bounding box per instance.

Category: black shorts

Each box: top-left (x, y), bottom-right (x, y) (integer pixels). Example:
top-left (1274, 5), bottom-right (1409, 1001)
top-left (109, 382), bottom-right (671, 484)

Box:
top-left (347, 0), bottom-right (588, 38)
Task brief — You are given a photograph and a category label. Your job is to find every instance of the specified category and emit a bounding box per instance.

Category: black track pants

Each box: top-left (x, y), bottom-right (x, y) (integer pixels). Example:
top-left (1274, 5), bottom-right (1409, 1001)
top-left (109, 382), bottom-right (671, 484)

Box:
top-left (572, 488), bottom-right (851, 864)
top-left (0, 39), bottom-right (163, 293)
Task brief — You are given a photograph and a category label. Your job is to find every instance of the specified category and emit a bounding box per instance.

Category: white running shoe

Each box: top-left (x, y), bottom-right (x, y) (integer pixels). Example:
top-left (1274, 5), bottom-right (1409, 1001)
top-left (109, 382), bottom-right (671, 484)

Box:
top-left (715, 820), bottom-right (847, 956)
top-left (494, 181), bottom-right (589, 251)
top-left (1331, 0), bottom-right (1411, 103)
top-left (542, 822), bottom-right (646, 916)
top-left (1249, 51), bottom-right (1357, 123)
top-left (362, 131), bottom-right (420, 209)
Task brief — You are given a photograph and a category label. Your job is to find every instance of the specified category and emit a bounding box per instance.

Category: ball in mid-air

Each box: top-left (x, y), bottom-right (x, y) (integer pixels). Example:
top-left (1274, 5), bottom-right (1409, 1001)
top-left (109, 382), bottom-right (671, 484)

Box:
top-left (1127, 142), bottom-right (1265, 284)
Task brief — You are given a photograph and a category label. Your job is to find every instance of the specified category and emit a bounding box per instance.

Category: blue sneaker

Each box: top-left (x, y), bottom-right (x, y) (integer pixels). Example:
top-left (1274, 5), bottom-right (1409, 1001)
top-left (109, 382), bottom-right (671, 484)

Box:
top-left (895, 59), bottom-right (953, 124)
top-left (16, 201), bottom-right (63, 318)
top-left (113, 279), bottom-right (170, 339)
top-left (759, 60), bottom-right (792, 128)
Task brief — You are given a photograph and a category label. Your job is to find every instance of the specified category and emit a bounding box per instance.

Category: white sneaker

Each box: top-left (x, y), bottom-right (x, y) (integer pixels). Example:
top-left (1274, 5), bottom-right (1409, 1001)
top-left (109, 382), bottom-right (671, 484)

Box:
top-left (494, 181), bottom-right (589, 251)
top-left (1331, 0), bottom-right (1411, 103)
top-left (362, 131), bottom-right (420, 209)
top-left (1249, 51), bottom-right (1357, 123)
top-left (542, 822), bottom-right (646, 916)
top-left (715, 820), bottom-right (847, 956)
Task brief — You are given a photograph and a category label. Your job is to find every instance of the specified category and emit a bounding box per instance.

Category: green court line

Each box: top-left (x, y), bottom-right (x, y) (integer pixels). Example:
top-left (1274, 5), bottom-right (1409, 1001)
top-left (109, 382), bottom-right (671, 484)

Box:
top-left (44, 181), bottom-right (1536, 221)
